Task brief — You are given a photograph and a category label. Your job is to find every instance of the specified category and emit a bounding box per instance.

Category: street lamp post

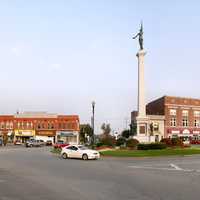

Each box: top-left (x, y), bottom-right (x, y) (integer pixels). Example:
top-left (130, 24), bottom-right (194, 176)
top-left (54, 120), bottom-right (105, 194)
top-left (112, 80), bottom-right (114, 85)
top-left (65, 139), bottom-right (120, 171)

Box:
top-left (91, 101), bottom-right (95, 146)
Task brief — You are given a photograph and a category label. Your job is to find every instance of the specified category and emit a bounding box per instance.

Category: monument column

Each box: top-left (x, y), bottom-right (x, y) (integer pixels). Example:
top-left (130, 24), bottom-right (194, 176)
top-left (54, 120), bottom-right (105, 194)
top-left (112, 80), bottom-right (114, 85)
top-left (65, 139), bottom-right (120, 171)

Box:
top-left (136, 50), bottom-right (149, 137)
top-left (137, 50), bottom-right (146, 118)
top-left (133, 23), bottom-right (149, 141)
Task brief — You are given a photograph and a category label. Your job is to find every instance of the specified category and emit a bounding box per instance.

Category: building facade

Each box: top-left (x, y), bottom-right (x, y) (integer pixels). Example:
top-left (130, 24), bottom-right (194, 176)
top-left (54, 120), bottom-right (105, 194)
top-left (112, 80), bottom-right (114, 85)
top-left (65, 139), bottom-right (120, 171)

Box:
top-left (0, 112), bottom-right (80, 144)
top-left (146, 96), bottom-right (200, 140)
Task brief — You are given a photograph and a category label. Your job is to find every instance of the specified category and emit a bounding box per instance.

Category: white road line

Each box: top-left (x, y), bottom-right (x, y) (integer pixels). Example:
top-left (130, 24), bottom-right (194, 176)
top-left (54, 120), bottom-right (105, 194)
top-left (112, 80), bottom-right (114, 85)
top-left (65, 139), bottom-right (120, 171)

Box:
top-left (128, 165), bottom-right (194, 172)
top-left (170, 163), bottom-right (183, 170)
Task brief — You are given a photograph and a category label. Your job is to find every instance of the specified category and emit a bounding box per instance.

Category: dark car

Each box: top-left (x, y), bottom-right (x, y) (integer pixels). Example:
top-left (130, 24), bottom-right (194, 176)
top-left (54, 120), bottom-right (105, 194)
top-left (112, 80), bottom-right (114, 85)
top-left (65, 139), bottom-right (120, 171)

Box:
top-left (46, 140), bottom-right (53, 146)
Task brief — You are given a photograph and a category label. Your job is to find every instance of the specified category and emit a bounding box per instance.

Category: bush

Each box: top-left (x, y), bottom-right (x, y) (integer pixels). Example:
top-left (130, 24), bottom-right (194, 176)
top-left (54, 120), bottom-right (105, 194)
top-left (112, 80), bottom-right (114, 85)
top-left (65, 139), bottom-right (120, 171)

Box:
top-left (137, 142), bottom-right (167, 150)
top-left (96, 142), bottom-right (103, 147)
top-left (126, 139), bottom-right (139, 149)
top-left (171, 138), bottom-right (183, 146)
top-left (161, 138), bottom-right (183, 147)
top-left (160, 138), bottom-right (172, 146)
top-left (116, 138), bottom-right (126, 146)
top-left (100, 136), bottom-right (116, 147)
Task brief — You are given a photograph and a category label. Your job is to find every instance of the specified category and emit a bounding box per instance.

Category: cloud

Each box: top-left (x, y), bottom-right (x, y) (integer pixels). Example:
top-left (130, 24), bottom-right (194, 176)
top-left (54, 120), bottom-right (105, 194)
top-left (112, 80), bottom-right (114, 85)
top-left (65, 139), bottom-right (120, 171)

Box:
top-left (50, 63), bottom-right (62, 70)
top-left (11, 47), bottom-right (21, 56)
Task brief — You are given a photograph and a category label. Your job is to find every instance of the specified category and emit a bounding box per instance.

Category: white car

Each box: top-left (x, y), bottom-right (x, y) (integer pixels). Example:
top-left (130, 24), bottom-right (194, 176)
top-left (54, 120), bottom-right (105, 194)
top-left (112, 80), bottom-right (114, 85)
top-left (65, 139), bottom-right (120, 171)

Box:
top-left (61, 145), bottom-right (100, 160)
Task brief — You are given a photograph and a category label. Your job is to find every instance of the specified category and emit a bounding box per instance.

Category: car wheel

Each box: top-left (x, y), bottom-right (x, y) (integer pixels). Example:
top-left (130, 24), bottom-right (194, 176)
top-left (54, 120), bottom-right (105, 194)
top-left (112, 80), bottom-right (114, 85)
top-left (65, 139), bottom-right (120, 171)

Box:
top-left (82, 154), bottom-right (88, 160)
top-left (62, 153), bottom-right (68, 159)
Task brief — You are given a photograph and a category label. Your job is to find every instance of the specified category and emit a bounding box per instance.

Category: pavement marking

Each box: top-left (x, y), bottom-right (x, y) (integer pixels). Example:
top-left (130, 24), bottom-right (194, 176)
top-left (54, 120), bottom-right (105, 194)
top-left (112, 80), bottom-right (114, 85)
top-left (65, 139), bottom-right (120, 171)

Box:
top-left (170, 163), bottom-right (183, 170)
top-left (128, 164), bottom-right (197, 173)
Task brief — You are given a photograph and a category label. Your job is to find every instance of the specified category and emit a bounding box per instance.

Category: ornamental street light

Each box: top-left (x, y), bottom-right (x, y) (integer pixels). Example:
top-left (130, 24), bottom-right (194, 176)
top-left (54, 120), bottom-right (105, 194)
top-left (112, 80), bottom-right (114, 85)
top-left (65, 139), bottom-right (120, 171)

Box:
top-left (91, 101), bottom-right (95, 146)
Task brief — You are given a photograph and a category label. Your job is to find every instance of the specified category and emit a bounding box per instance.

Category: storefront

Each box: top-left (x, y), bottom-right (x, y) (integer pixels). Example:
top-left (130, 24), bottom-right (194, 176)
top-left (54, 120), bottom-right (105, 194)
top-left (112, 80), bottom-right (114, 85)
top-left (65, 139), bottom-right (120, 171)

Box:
top-left (35, 131), bottom-right (56, 143)
top-left (15, 130), bottom-right (35, 143)
top-left (56, 131), bottom-right (79, 144)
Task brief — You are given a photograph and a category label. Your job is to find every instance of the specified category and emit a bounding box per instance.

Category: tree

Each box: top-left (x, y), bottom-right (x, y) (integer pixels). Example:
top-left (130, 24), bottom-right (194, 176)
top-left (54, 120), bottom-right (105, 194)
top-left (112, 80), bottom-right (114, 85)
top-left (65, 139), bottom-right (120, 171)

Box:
top-left (121, 129), bottom-right (130, 139)
top-left (130, 123), bottom-right (137, 136)
top-left (79, 124), bottom-right (93, 144)
top-left (101, 123), bottom-right (111, 137)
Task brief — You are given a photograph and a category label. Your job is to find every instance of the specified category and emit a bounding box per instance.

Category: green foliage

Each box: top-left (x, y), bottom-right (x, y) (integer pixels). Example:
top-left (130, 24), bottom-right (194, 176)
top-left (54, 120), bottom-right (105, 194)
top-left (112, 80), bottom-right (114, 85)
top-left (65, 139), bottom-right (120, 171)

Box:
top-left (130, 124), bottom-right (137, 136)
top-left (100, 148), bottom-right (200, 157)
top-left (96, 142), bottom-right (103, 147)
top-left (126, 139), bottom-right (139, 148)
top-left (116, 137), bottom-right (126, 146)
top-left (171, 138), bottom-right (183, 146)
top-left (100, 136), bottom-right (116, 147)
top-left (121, 130), bottom-right (130, 139)
top-left (137, 143), bottom-right (167, 150)
top-left (101, 123), bottom-right (111, 136)
top-left (79, 124), bottom-right (93, 143)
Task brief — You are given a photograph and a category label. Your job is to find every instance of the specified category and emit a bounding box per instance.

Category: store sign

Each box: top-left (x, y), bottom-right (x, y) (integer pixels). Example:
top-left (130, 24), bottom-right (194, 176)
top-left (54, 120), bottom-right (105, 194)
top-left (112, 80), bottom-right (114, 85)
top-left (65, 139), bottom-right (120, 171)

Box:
top-left (193, 131), bottom-right (200, 134)
top-left (171, 130), bottom-right (180, 134)
top-left (57, 131), bottom-right (76, 137)
top-left (36, 131), bottom-right (55, 136)
top-left (17, 131), bottom-right (34, 136)
top-left (182, 129), bottom-right (190, 134)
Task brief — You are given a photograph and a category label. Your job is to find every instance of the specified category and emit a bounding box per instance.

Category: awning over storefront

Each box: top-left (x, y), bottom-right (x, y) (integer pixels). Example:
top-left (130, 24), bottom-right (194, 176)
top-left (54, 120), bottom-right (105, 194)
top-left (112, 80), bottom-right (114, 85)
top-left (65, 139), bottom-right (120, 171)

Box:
top-left (57, 131), bottom-right (77, 137)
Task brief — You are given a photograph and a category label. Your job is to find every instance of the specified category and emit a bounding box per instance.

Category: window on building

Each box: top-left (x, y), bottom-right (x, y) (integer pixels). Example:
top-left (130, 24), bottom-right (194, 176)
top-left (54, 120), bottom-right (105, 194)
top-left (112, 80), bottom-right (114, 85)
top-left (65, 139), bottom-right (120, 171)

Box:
top-left (6, 122), bottom-right (10, 129)
top-left (195, 119), bottom-right (200, 127)
top-left (1, 122), bottom-right (5, 129)
top-left (10, 122), bottom-right (13, 129)
top-left (153, 123), bottom-right (159, 132)
top-left (170, 109), bottom-right (176, 116)
top-left (182, 118), bottom-right (188, 127)
top-left (170, 118), bottom-right (176, 127)
top-left (194, 111), bottom-right (200, 117)
top-left (182, 110), bottom-right (189, 117)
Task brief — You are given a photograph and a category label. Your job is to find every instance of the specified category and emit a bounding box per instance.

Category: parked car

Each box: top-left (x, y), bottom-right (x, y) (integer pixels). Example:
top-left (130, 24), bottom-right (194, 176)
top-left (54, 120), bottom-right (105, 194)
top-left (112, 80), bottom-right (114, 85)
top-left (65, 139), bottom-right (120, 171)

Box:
top-left (38, 140), bottom-right (45, 146)
top-left (61, 145), bottom-right (100, 160)
top-left (14, 140), bottom-right (22, 145)
top-left (53, 140), bottom-right (69, 149)
top-left (46, 140), bottom-right (53, 146)
top-left (25, 139), bottom-right (43, 147)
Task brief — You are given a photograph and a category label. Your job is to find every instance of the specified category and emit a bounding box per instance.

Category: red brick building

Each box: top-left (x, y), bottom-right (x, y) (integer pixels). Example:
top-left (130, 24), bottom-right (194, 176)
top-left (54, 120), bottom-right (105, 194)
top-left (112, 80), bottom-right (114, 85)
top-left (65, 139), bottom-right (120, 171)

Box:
top-left (0, 112), bottom-right (80, 144)
top-left (146, 96), bottom-right (200, 139)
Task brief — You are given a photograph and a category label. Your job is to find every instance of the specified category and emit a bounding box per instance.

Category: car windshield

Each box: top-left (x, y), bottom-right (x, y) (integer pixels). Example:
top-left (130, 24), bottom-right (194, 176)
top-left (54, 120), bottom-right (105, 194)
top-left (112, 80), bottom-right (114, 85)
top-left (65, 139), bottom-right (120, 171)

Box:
top-left (78, 146), bottom-right (89, 150)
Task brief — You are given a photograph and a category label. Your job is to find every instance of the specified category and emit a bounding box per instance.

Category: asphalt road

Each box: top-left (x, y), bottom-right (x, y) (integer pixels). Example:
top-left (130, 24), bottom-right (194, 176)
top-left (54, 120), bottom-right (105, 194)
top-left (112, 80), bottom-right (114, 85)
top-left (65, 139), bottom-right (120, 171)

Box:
top-left (1, 146), bottom-right (200, 200)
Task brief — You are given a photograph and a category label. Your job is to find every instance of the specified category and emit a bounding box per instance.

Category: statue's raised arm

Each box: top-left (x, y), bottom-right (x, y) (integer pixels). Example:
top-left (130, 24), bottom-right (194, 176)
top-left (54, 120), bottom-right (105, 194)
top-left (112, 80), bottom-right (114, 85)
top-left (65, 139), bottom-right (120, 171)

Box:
top-left (133, 23), bottom-right (144, 50)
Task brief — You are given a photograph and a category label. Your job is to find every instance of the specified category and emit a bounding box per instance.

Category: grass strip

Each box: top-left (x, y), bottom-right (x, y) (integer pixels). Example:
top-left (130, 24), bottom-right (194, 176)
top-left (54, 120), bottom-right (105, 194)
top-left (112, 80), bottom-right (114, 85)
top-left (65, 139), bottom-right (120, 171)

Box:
top-left (100, 148), bottom-right (200, 157)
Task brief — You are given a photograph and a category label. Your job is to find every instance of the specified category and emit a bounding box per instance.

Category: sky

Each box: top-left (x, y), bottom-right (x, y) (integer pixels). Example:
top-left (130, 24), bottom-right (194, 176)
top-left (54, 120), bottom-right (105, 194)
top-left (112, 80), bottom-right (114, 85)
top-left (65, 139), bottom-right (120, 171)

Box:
top-left (0, 0), bottom-right (199, 134)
